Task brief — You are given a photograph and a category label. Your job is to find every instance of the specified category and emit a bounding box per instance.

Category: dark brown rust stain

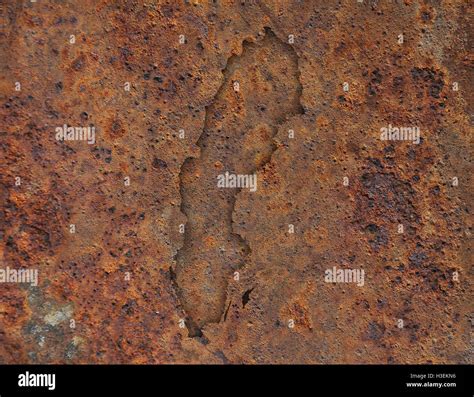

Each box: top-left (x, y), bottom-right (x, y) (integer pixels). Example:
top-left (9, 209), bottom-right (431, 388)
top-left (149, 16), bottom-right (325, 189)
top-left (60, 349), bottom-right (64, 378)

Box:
top-left (175, 28), bottom-right (303, 336)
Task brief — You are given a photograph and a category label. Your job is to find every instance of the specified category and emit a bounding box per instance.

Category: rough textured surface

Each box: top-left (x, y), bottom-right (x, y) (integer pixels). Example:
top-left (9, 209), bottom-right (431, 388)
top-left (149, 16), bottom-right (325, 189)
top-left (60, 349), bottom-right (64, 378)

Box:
top-left (175, 29), bottom-right (303, 336)
top-left (0, 0), bottom-right (472, 364)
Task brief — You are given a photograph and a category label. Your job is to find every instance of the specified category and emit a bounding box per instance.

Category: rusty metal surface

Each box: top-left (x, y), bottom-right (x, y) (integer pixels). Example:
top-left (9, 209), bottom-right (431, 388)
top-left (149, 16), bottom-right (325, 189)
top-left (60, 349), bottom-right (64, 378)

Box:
top-left (0, 0), bottom-right (472, 364)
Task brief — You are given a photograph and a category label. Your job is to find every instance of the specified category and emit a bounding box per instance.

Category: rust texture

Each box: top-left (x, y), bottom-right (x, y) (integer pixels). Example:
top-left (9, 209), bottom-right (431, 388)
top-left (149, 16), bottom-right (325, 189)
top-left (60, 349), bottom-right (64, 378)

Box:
top-left (175, 28), bottom-right (303, 336)
top-left (0, 0), bottom-right (472, 364)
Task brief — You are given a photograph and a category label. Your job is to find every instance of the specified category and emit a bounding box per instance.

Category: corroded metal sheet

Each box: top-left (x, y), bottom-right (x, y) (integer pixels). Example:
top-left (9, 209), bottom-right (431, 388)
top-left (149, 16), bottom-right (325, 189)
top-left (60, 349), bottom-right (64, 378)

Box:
top-left (0, 0), bottom-right (472, 364)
